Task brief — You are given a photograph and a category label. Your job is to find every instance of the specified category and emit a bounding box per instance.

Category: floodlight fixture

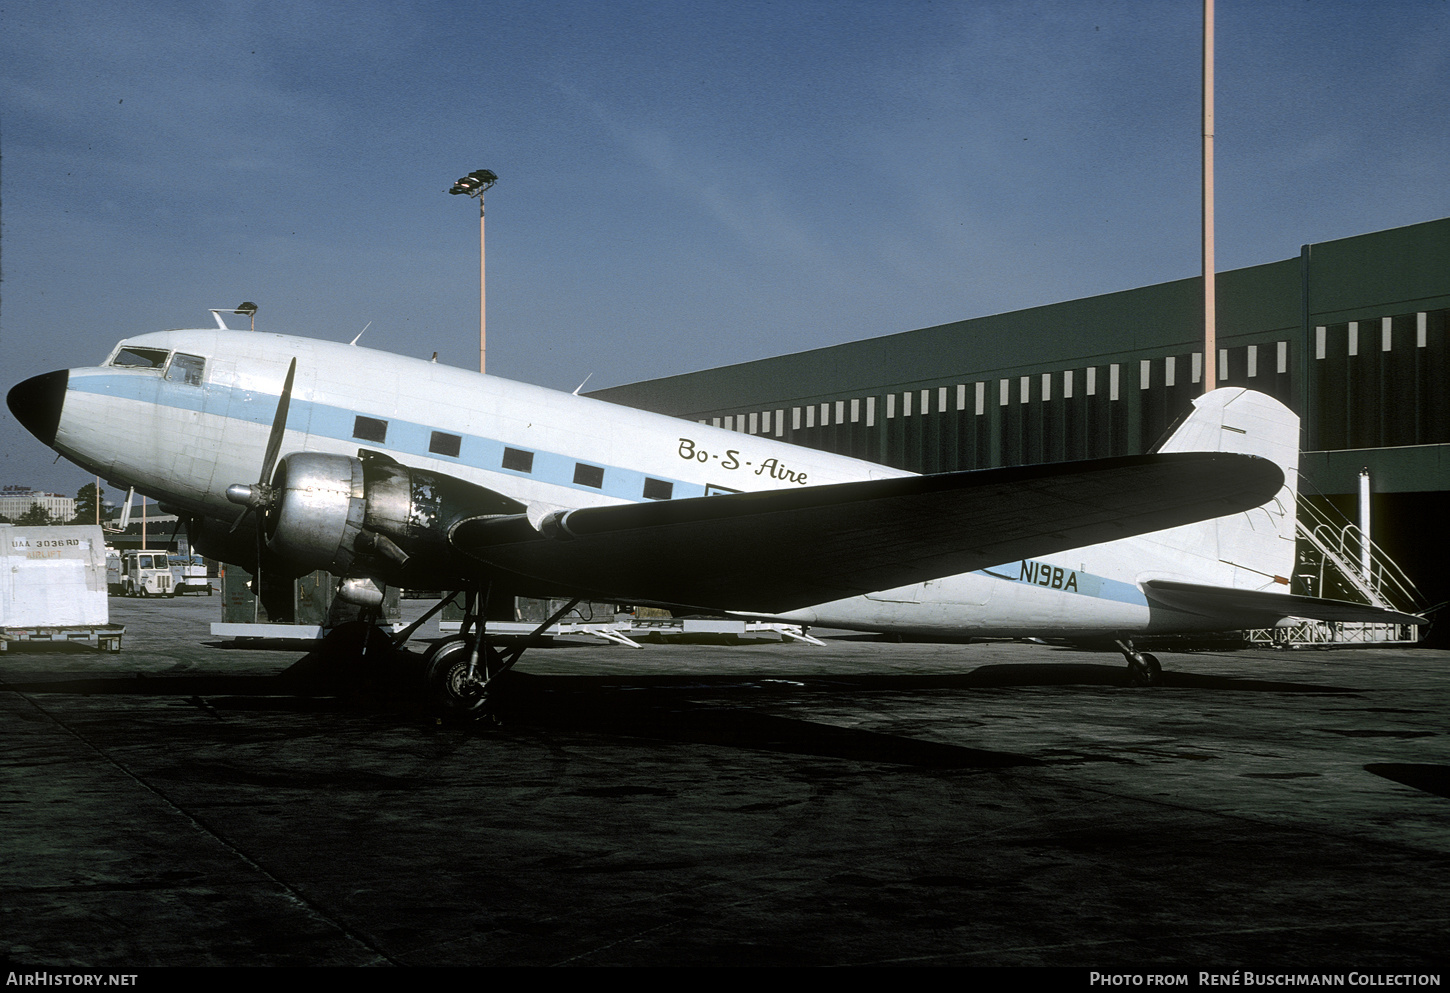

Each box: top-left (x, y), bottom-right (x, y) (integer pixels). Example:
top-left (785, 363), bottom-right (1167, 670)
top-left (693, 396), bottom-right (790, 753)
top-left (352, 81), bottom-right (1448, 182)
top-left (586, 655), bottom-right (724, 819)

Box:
top-left (209, 302), bottom-right (259, 331)
top-left (450, 169), bottom-right (497, 197)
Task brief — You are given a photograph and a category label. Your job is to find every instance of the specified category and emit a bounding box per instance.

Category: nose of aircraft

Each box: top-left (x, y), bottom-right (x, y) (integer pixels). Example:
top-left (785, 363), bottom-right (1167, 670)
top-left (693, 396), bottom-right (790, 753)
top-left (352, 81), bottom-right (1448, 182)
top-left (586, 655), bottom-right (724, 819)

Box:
top-left (7, 370), bottom-right (69, 448)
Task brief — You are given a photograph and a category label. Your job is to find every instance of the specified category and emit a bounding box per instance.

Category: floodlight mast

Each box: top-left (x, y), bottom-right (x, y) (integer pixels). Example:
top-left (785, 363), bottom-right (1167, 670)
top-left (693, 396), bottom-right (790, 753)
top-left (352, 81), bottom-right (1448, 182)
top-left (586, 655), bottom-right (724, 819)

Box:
top-left (449, 169), bottom-right (498, 374)
top-left (1202, 0), bottom-right (1216, 393)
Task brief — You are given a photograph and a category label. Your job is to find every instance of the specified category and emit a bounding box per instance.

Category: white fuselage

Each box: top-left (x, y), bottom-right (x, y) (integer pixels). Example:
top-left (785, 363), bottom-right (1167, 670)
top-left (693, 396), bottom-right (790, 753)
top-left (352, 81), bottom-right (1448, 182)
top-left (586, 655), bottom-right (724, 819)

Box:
top-left (46, 329), bottom-right (1299, 639)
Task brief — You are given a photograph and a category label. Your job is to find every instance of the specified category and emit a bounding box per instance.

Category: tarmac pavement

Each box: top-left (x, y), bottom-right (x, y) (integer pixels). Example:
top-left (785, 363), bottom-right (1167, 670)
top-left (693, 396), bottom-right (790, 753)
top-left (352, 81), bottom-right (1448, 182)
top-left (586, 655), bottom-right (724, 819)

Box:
top-left (2, 594), bottom-right (1447, 970)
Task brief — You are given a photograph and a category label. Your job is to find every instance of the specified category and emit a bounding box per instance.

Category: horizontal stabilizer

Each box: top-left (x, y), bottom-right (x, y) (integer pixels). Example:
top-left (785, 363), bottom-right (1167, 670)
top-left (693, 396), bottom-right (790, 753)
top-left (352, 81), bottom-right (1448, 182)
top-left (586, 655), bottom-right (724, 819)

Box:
top-left (451, 452), bottom-right (1284, 613)
top-left (1143, 580), bottom-right (1426, 626)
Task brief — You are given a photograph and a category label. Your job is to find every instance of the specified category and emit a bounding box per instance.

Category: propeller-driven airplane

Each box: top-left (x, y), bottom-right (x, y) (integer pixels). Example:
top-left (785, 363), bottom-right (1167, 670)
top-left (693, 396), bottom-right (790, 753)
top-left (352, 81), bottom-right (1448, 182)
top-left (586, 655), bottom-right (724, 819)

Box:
top-left (7, 317), bottom-right (1423, 713)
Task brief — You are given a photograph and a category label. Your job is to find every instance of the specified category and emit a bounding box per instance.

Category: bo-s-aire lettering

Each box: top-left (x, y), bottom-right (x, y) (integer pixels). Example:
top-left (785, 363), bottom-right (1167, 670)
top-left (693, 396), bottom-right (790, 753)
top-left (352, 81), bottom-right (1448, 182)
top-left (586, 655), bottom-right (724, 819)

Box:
top-left (677, 438), bottom-right (808, 485)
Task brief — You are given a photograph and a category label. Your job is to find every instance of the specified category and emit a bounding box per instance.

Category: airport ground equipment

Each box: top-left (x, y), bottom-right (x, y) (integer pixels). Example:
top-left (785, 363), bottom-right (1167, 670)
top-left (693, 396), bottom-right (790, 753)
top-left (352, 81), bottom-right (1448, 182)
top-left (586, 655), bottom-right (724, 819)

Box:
top-left (115, 548), bottom-right (176, 597)
top-left (1244, 495), bottom-right (1423, 648)
top-left (437, 596), bottom-right (824, 648)
top-left (1, 524), bottom-right (124, 652)
top-left (211, 564), bottom-right (401, 640)
top-left (169, 553), bottom-right (212, 595)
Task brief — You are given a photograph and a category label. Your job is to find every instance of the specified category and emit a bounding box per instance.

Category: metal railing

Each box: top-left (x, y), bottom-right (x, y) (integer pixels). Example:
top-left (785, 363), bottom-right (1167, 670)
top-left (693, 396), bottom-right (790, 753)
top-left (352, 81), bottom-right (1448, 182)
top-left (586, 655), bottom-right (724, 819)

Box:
top-left (1243, 494), bottom-right (1423, 647)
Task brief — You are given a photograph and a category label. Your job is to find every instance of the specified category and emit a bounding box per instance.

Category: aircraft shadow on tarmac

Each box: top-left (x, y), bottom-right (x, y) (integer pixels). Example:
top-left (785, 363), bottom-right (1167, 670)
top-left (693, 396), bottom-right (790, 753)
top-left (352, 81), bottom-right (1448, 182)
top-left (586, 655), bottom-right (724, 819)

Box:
top-left (919, 661), bottom-right (1359, 694)
top-left (4, 665), bottom-right (1032, 771)
top-left (1364, 763), bottom-right (1450, 800)
top-left (2, 641), bottom-right (1362, 772)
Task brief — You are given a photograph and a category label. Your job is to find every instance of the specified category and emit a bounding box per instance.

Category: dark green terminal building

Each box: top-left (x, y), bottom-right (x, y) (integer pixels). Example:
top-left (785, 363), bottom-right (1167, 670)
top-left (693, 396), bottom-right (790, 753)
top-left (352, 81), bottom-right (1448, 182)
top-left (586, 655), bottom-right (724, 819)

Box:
top-left (591, 217), bottom-right (1450, 639)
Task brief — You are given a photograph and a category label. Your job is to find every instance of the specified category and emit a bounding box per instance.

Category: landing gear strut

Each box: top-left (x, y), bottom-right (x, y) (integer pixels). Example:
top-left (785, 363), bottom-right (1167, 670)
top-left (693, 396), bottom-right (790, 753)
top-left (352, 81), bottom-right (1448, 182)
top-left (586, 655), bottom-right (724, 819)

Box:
top-left (393, 589), bottom-right (583, 717)
top-left (1115, 639), bottom-right (1163, 687)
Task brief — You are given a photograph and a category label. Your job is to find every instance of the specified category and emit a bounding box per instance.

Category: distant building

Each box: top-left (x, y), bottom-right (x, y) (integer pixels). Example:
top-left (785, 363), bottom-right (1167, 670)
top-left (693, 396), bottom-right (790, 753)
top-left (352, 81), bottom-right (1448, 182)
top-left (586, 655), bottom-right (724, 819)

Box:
top-left (0, 486), bottom-right (75, 522)
top-left (592, 217), bottom-right (1450, 639)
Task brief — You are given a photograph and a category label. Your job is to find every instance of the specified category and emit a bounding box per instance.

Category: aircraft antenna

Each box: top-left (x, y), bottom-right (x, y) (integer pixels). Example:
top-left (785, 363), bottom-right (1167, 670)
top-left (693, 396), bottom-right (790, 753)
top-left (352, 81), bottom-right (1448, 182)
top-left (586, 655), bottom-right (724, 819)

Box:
top-left (573, 372), bottom-right (594, 395)
top-left (350, 322), bottom-right (372, 346)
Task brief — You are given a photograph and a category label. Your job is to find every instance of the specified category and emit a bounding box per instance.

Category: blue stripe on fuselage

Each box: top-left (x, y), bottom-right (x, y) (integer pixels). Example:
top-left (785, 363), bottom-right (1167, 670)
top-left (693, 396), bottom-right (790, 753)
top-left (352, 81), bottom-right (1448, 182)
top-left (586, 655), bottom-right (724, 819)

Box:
top-left (976, 562), bottom-right (1145, 606)
top-left (67, 373), bottom-right (706, 503)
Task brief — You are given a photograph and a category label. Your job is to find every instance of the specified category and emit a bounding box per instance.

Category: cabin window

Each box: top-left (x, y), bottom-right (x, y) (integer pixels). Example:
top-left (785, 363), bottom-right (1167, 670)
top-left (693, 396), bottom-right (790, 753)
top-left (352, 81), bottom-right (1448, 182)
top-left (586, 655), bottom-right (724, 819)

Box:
top-left (110, 347), bottom-right (169, 369)
top-left (643, 478), bottom-right (673, 501)
top-left (353, 416), bottom-right (388, 443)
top-left (573, 463), bottom-right (604, 488)
top-left (705, 483), bottom-right (740, 496)
top-left (165, 353), bottom-right (206, 385)
top-left (429, 431), bottom-right (461, 457)
top-left (502, 447), bottom-right (534, 473)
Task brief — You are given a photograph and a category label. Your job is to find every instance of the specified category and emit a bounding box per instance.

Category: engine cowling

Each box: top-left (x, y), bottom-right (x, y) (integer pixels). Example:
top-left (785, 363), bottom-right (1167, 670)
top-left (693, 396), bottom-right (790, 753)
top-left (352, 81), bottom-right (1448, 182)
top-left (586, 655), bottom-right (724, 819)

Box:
top-left (266, 452), bottom-right (366, 574)
top-left (262, 450), bottom-right (526, 585)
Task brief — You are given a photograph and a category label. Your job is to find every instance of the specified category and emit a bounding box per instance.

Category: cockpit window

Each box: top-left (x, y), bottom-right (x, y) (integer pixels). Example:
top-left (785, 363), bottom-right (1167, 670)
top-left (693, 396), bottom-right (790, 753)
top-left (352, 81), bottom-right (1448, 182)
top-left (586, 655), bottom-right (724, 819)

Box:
top-left (110, 347), bottom-right (170, 369)
top-left (165, 353), bottom-right (206, 385)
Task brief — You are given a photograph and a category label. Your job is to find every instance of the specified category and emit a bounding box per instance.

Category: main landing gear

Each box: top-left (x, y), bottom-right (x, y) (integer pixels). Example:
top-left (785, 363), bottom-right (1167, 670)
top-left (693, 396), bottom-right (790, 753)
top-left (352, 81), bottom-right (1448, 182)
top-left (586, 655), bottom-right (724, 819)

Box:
top-left (389, 589), bottom-right (583, 718)
top-left (1115, 639), bottom-right (1163, 687)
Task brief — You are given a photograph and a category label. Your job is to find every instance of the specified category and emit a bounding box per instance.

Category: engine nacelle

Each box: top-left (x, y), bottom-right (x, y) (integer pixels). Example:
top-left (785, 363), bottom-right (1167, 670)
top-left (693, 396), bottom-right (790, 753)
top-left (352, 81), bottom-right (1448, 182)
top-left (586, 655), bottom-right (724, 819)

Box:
top-left (263, 450), bottom-right (526, 584)
top-left (266, 453), bottom-right (366, 574)
top-left (188, 514), bottom-right (264, 572)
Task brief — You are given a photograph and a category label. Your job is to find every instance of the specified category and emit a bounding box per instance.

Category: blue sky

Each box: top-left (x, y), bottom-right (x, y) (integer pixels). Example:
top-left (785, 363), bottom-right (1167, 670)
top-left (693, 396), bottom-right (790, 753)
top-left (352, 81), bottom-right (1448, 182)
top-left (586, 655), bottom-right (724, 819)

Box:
top-left (3, 0), bottom-right (1448, 496)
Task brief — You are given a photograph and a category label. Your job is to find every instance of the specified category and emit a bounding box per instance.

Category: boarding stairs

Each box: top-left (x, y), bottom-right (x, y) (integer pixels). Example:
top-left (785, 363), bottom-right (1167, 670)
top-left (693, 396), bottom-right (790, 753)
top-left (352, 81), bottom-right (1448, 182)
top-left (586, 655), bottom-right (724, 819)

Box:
top-left (1244, 497), bottom-right (1422, 647)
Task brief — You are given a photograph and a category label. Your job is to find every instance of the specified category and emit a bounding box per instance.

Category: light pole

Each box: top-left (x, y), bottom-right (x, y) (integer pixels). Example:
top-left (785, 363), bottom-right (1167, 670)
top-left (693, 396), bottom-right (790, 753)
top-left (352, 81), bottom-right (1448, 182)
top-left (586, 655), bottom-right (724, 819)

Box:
top-left (449, 169), bottom-right (498, 374)
top-left (1202, 0), bottom-right (1216, 393)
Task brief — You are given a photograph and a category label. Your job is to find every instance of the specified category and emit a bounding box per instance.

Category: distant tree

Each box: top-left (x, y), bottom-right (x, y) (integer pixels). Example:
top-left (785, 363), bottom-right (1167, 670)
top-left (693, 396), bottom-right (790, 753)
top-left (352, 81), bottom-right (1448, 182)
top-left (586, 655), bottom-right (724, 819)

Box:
top-left (72, 482), bottom-right (104, 526)
top-left (16, 504), bottom-right (55, 527)
top-left (0, 513), bottom-right (12, 525)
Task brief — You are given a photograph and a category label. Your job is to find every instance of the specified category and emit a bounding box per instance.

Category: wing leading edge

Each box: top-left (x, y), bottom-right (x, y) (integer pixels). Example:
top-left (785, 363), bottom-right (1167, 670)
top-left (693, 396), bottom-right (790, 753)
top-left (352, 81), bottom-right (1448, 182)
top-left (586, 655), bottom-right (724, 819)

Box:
top-left (450, 452), bottom-right (1285, 613)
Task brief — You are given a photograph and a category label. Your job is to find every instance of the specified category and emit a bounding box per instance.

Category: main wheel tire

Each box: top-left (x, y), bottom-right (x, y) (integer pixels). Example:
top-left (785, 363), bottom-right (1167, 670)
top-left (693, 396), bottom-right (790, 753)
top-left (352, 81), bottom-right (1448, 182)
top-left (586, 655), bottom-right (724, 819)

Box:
top-left (424, 637), bottom-right (501, 717)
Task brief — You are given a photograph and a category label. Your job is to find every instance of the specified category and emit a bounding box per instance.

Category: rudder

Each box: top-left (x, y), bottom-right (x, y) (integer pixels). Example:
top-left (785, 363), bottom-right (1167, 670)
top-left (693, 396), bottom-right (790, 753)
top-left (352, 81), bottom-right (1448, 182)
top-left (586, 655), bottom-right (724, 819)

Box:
top-left (1146, 388), bottom-right (1299, 591)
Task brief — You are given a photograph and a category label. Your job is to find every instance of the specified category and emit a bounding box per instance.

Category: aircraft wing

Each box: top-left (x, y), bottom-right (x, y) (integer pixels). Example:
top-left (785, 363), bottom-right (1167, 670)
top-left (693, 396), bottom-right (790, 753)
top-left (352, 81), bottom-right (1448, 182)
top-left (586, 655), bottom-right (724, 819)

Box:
top-left (450, 452), bottom-right (1284, 613)
top-left (1141, 580), bottom-right (1426, 627)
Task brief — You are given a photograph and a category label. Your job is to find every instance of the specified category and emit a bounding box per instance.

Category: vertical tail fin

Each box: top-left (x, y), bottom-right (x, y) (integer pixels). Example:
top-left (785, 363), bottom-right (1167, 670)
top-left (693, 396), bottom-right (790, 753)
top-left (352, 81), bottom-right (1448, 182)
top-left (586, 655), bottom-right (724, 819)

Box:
top-left (1147, 388), bottom-right (1299, 591)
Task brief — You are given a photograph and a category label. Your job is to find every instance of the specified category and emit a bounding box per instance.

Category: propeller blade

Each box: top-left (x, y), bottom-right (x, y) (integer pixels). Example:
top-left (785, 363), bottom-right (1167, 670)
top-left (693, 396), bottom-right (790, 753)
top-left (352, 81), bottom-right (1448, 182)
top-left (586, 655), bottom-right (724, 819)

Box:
top-left (259, 357), bottom-right (297, 488)
top-left (225, 357), bottom-right (296, 534)
top-left (226, 498), bottom-right (254, 534)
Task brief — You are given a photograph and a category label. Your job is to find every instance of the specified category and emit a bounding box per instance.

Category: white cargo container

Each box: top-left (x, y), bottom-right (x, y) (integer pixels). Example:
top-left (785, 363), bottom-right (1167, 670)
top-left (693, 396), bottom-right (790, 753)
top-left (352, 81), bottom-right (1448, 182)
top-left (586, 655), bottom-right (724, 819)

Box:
top-left (1, 524), bottom-right (123, 652)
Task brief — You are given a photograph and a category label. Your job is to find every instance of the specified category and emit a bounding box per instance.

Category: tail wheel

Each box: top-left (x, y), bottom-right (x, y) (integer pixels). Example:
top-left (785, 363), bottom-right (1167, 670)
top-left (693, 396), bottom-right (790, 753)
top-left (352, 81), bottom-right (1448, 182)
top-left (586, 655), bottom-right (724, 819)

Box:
top-left (1127, 652), bottom-right (1163, 687)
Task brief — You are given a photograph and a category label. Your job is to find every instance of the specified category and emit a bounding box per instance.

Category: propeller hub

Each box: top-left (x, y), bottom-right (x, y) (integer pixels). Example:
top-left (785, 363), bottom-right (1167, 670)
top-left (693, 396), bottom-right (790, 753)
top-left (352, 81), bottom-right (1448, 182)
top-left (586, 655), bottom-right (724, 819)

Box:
top-left (225, 482), bottom-right (273, 510)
